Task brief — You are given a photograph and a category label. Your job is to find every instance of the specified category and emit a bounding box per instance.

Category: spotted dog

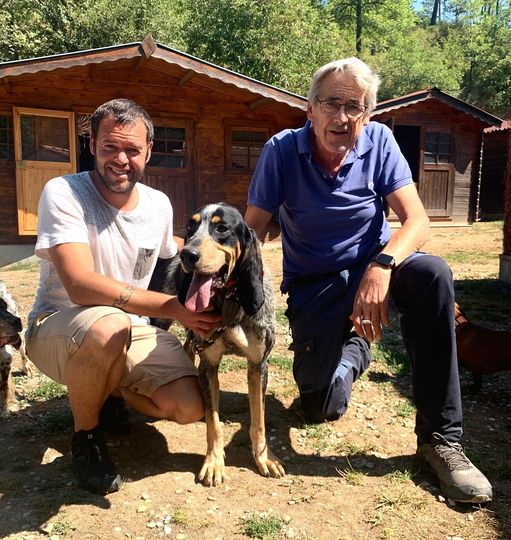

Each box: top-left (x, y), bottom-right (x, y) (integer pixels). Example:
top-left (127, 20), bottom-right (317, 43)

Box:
top-left (0, 279), bottom-right (32, 417)
top-left (149, 203), bottom-right (284, 486)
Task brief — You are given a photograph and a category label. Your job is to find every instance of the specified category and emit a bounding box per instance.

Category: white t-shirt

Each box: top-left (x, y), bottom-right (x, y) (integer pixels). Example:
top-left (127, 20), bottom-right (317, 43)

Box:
top-left (28, 172), bottom-right (177, 325)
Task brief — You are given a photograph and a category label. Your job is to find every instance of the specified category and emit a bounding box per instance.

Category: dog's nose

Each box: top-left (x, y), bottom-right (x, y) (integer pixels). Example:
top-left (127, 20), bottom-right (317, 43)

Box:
top-left (180, 247), bottom-right (201, 269)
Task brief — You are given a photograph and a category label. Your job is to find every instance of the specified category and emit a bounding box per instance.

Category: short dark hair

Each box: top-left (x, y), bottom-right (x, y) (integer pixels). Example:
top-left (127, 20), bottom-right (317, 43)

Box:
top-left (91, 98), bottom-right (154, 144)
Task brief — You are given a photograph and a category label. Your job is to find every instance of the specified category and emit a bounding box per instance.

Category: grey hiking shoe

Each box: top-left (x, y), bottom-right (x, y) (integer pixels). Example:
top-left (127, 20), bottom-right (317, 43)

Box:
top-left (416, 432), bottom-right (492, 504)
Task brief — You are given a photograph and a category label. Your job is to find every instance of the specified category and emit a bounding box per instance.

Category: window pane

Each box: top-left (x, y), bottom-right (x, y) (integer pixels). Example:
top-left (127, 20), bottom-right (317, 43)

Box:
top-left (424, 152), bottom-right (436, 164)
top-left (232, 130), bottom-right (251, 143)
top-left (154, 126), bottom-right (166, 139)
top-left (0, 116), bottom-right (7, 129)
top-left (0, 146), bottom-right (8, 159)
top-left (438, 154), bottom-right (450, 164)
top-left (149, 153), bottom-right (165, 167)
top-left (232, 145), bottom-right (249, 169)
top-left (21, 115), bottom-right (70, 162)
top-left (250, 131), bottom-right (267, 143)
top-left (166, 155), bottom-right (185, 168)
top-left (167, 127), bottom-right (185, 140)
top-left (0, 130), bottom-right (6, 144)
top-left (168, 140), bottom-right (185, 151)
top-left (230, 129), bottom-right (268, 170)
top-left (152, 140), bottom-right (166, 153)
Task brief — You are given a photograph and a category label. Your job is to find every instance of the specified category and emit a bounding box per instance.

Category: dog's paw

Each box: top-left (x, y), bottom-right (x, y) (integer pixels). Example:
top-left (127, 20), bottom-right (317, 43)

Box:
top-left (198, 453), bottom-right (227, 486)
top-left (254, 447), bottom-right (285, 479)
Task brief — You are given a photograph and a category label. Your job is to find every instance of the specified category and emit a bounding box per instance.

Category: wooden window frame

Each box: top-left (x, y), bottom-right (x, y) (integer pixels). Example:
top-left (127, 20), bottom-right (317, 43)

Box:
top-left (147, 117), bottom-right (190, 175)
top-left (0, 114), bottom-right (14, 162)
top-left (225, 125), bottom-right (270, 173)
top-left (423, 130), bottom-right (453, 166)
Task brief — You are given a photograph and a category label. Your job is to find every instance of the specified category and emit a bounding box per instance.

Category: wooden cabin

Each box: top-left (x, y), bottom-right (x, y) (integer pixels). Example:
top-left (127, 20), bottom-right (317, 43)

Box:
top-left (371, 88), bottom-right (502, 223)
top-left (0, 34), bottom-right (306, 266)
top-left (500, 128), bottom-right (511, 285)
top-left (0, 44), bottom-right (505, 265)
top-left (480, 120), bottom-right (511, 220)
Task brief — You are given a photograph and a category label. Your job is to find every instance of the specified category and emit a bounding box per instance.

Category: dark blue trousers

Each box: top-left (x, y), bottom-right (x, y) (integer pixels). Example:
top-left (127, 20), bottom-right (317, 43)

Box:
top-left (286, 252), bottom-right (462, 445)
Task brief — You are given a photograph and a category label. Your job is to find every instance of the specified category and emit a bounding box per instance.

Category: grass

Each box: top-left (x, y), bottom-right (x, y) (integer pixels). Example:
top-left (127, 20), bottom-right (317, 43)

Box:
top-left (27, 378), bottom-right (67, 401)
top-left (394, 400), bottom-right (415, 418)
top-left (3, 260), bottom-right (40, 272)
top-left (302, 422), bottom-right (333, 453)
top-left (268, 353), bottom-right (293, 372)
top-left (218, 356), bottom-right (247, 372)
top-left (241, 513), bottom-right (287, 539)
top-left (336, 458), bottom-right (367, 486)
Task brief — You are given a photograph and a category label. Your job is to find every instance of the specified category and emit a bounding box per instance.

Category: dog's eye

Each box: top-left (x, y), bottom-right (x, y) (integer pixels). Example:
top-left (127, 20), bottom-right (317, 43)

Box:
top-left (216, 224), bottom-right (229, 233)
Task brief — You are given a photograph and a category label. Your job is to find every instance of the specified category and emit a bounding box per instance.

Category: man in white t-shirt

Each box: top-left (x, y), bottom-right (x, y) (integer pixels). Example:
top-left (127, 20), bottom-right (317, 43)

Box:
top-left (26, 99), bottom-right (221, 495)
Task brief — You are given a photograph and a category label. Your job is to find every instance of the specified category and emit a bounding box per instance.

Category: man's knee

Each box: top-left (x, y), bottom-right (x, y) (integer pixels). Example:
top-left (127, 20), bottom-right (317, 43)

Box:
top-left (152, 377), bottom-right (204, 424)
top-left (299, 378), bottom-right (350, 423)
top-left (393, 254), bottom-right (454, 305)
top-left (83, 313), bottom-right (131, 358)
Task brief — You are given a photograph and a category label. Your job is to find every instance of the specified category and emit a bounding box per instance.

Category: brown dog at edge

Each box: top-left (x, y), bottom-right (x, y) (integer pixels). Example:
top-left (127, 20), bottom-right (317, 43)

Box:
top-left (455, 302), bottom-right (511, 391)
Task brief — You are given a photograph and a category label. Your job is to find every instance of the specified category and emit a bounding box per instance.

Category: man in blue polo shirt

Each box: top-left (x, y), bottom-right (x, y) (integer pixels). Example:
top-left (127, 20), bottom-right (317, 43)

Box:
top-left (245, 57), bottom-right (492, 504)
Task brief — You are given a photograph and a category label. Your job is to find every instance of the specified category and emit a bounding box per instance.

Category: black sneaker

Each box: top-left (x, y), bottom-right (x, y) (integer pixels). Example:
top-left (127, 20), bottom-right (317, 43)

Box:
top-left (416, 432), bottom-right (492, 503)
top-left (71, 426), bottom-right (122, 495)
top-left (99, 396), bottom-right (131, 436)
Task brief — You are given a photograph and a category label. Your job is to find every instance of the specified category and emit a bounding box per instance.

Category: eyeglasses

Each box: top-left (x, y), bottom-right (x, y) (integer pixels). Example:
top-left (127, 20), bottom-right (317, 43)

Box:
top-left (315, 98), bottom-right (367, 119)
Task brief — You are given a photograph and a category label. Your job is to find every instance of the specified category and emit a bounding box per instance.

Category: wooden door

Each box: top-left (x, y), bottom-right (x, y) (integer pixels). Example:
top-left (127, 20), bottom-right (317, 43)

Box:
top-left (144, 118), bottom-right (196, 234)
top-left (418, 130), bottom-right (454, 218)
top-left (13, 107), bottom-right (77, 235)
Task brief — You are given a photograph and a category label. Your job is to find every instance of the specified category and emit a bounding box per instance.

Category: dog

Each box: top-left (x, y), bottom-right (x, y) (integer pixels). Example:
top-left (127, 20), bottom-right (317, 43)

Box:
top-left (149, 203), bottom-right (285, 486)
top-left (455, 302), bottom-right (511, 391)
top-left (0, 279), bottom-right (32, 416)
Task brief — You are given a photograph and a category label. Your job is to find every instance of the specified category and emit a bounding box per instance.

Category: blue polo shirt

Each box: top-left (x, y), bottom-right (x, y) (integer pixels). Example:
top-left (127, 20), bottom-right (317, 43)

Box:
top-left (247, 121), bottom-right (413, 292)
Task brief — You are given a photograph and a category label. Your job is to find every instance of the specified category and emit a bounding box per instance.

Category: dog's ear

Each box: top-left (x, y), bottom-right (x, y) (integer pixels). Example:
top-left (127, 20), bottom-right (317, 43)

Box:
top-left (235, 227), bottom-right (265, 316)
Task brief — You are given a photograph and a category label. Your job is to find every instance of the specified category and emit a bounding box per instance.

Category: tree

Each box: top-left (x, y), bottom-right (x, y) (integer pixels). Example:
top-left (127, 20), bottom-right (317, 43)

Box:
top-left (180, 0), bottom-right (349, 95)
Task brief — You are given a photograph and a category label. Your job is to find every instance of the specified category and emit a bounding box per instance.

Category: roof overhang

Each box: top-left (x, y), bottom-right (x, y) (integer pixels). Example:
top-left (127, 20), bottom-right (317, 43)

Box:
top-left (0, 34), bottom-right (307, 112)
top-left (372, 87), bottom-right (502, 127)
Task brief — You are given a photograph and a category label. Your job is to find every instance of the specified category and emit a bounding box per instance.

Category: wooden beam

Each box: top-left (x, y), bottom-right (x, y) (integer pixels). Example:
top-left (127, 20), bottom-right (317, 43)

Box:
top-left (178, 69), bottom-right (195, 87)
top-left (249, 97), bottom-right (270, 111)
top-left (135, 33), bottom-right (157, 72)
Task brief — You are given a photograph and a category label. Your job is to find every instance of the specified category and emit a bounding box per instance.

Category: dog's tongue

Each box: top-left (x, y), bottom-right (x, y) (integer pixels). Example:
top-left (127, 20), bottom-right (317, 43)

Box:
top-left (185, 273), bottom-right (213, 312)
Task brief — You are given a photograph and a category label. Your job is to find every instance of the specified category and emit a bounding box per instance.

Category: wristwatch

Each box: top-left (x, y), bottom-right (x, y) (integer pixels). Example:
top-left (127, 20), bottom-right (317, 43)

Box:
top-left (372, 252), bottom-right (396, 268)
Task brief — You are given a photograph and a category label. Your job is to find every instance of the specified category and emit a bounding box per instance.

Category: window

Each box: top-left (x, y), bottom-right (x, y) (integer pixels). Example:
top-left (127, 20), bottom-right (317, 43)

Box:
top-left (149, 126), bottom-right (186, 169)
top-left (229, 128), bottom-right (268, 171)
top-left (0, 115), bottom-right (14, 161)
top-left (424, 132), bottom-right (452, 164)
top-left (19, 114), bottom-right (70, 162)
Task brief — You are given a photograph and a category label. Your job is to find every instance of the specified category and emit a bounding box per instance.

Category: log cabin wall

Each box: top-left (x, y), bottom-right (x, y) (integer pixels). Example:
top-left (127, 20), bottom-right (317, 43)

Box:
top-left (480, 129), bottom-right (508, 219)
top-left (0, 59), bottom-right (305, 243)
top-left (373, 100), bottom-right (486, 223)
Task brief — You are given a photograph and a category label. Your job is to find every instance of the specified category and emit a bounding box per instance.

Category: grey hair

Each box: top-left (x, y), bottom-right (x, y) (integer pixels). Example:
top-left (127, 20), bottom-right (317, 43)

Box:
top-left (91, 98), bottom-right (154, 144)
top-left (307, 57), bottom-right (380, 113)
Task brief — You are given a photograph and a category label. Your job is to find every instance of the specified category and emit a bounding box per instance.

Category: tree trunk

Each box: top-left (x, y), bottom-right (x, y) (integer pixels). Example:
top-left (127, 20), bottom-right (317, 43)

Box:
top-left (430, 0), bottom-right (440, 25)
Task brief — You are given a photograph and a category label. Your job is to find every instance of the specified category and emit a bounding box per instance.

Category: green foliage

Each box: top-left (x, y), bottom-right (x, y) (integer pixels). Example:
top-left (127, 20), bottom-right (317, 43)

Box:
top-left (181, 0), bottom-right (348, 95)
top-left (241, 513), bottom-right (286, 539)
top-left (27, 378), bottom-right (68, 401)
top-left (0, 0), bottom-right (509, 113)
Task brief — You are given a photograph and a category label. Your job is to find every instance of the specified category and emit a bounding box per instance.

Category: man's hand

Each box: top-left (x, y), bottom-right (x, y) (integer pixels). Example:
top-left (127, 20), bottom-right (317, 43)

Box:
top-left (171, 300), bottom-right (222, 338)
top-left (350, 263), bottom-right (392, 342)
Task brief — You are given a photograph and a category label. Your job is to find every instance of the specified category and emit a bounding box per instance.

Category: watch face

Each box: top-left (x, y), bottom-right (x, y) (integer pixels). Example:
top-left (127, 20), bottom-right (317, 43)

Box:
top-left (375, 253), bottom-right (395, 267)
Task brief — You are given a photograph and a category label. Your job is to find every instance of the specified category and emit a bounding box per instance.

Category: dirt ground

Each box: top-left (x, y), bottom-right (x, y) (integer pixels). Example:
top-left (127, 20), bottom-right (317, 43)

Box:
top-left (1, 221), bottom-right (510, 540)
